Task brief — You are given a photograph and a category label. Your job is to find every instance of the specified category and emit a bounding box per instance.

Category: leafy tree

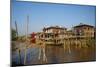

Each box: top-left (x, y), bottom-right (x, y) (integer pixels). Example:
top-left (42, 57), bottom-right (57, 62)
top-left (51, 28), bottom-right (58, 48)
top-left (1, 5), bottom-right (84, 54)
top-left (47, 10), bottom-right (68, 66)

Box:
top-left (11, 29), bottom-right (17, 40)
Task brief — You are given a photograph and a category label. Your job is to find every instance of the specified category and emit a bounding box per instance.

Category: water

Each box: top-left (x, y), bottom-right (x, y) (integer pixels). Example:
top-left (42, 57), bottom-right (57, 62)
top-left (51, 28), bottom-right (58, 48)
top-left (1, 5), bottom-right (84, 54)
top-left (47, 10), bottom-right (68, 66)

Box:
top-left (12, 42), bottom-right (39, 65)
top-left (12, 41), bottom-right (96, 66)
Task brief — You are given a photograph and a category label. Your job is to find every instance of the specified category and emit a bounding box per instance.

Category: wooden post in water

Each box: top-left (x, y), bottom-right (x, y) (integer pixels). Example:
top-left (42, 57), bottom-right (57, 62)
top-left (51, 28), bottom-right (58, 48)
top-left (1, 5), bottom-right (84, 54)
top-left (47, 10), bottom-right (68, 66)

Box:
top-left (38, 38), bottom-right (42, 60)
top-left (24, 47), bottom-right (27, 65)
top-left (15, 21), bottom-right (22, 64)
top-left (64, 38), bottom-right (66, 52)
top-left (43, 42), bottom-right (47, 62)
top-left (83, 37), bottom-right (87, 48)
top-left (17, 48), bottom-right (21, 64)
top-left (38, 34), bottom-right (42, 60)
top-left (38, 33), bottom-right (47, 62)
top-left (38, 43), bottom-right (41, 60)
top-left (79, 38), bottom-right (82, 48)
top-left (42, 33), bottom-right (47, 62)
top-left (75, 36), bottom-right (78, 48)
top-left (24, 15), bottom-right (29, 65)
top-left (68, 37), bottom-right (71, 54)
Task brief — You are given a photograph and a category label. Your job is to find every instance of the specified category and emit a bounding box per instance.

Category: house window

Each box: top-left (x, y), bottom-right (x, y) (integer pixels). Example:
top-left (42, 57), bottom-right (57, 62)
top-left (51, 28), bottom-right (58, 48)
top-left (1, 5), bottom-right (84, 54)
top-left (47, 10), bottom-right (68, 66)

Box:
top-left (84, 27), bottom-right (86, 29)
top-left (88, 28), bottom-right (89, 30)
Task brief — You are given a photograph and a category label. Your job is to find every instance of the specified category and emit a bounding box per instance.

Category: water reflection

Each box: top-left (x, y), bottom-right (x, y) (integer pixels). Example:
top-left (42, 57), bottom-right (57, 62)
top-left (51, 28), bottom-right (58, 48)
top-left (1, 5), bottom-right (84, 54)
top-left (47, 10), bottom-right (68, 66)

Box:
top-left (12, 42), bottom-right (96, 66)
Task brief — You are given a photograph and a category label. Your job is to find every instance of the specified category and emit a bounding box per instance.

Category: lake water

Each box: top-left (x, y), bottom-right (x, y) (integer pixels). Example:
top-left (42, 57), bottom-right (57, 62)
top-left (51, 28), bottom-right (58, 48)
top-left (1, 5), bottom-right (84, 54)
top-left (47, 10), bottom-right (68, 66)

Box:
top-left (12, 42), bottom-right (96, 66)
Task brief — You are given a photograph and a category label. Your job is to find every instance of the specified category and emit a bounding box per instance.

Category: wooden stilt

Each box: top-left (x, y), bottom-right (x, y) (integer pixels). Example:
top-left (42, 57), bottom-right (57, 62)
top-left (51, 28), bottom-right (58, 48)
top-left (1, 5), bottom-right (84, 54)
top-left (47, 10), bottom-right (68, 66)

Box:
top-left (24, 15), bottom-right (29, 65)
top-left (24, 47), bottom-right (27, 65)
top-left (43, 47), bottom-right (47, 62)
top-left (42, 40), bottom-right (47, 62)
top-left (38, 47), bottom-right (41, 60)
top-left (18, 49), bottom-right (21, 64)
top-left (64, 39), bottom-right (66, 52)
top-left (68, 38), bottom-right (71, 54)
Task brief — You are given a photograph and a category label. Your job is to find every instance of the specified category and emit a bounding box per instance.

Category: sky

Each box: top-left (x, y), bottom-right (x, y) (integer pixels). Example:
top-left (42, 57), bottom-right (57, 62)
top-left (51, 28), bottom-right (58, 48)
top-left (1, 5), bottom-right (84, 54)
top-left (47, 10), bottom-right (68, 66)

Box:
top-left (11, 0), bottom-right (96, 36)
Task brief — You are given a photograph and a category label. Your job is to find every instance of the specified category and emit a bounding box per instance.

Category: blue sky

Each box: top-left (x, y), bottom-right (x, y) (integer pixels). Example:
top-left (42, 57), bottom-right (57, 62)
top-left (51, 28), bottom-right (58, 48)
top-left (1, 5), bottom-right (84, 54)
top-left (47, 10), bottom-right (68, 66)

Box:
top-left (11, 1), bottom-right (96, 36)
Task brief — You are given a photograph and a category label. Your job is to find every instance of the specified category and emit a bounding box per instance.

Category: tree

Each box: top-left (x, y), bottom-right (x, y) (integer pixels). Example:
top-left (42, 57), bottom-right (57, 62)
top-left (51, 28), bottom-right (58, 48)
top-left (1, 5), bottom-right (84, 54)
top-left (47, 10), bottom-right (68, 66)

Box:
top-left (11, 29), bottom-right (17, 40)
top-left (30, 32), bottom-right (36, 43)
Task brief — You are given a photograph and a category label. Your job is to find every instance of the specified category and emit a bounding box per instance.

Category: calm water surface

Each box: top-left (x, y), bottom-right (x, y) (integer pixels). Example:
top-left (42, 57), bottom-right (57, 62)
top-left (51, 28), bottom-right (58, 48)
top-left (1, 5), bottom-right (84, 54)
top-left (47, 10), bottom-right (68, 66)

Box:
top-left (12, 41), bottom-right (96, 66)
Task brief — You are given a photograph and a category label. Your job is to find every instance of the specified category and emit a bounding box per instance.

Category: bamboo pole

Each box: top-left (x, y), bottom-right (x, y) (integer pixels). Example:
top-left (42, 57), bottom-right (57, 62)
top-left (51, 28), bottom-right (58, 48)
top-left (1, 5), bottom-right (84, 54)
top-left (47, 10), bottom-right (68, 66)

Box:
top-left (68, 37), bottom-right (71, 54)
top-left (42, 33), bottom-right (47, 62)
top-left (43, 42), bottom-right (47, 62)
top-left (63, 38), bottom-right (66, 52)
top-left (24, 47), bottom-right (27, 65)
top-left (38, 46), bottom-right (41, 60)
top-left (15, 21), bottom-right (18, 39)
top-left (38, 39), bottom-right (42, 60)
top-left (15, 21), bottom-right (22, 64)
top-left (76, 36), bottom-right (78, 48)
top-left (17, 48), bottom-right (21, 64)
top-left (24, 15), bottom-right (29, 65)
